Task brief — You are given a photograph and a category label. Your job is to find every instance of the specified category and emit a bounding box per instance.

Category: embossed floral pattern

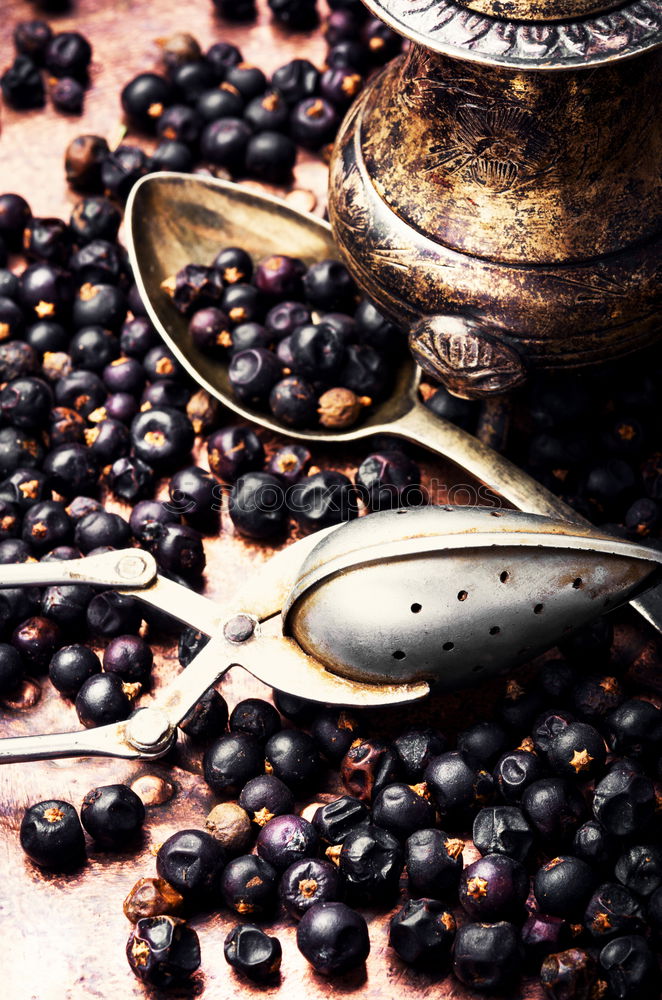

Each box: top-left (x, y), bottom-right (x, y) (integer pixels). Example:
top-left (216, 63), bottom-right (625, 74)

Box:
top-left (426, 104), bottom-right (554, 191)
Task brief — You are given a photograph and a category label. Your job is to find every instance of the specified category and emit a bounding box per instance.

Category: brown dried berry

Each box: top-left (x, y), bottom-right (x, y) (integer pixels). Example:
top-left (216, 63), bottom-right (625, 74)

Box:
top-left (340, 738), bottom-right (401, 804)
top-left (317, 387), bottom-right (365, 429)
top-left (123, 877), bottom-right (184, 923)
top-left (540, 948), bottom-right (604, 1000)
top-left (205, 802), bottom-right (252, 853)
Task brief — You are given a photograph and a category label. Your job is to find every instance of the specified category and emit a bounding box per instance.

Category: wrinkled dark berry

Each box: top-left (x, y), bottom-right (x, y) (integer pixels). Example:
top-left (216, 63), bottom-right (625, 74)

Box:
top-left (126, 915), bottom-right (200, 987)
top-left (389, 898), bottom-right (455, 967)
top-left (81, 783), bottom-right (145, 847)
top-left (75, 672), bottom-right (133, 728)
top-left (405, 828), bottom-right (464, 899)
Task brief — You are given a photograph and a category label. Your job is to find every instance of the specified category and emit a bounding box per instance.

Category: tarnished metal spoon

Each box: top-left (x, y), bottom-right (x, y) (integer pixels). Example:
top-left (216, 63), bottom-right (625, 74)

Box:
top-left (125, 172), bottom-right (662, 635)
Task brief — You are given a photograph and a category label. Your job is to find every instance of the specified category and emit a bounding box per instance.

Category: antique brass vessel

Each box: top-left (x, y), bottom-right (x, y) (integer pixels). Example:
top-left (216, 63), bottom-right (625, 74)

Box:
top-left (329, 0), bottom-right (662, 397)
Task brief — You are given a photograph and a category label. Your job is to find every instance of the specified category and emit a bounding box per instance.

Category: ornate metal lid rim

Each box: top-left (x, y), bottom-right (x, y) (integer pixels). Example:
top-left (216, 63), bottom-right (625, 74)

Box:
top-left (363, 0), bottom-right (662, 70)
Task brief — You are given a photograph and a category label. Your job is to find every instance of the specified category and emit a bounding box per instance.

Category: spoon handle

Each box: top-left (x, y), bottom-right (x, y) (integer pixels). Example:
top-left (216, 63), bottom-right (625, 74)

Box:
top-left (391, 400), bottom-right (662, 635)
top-left (391, 400), bottom-right (577, 520)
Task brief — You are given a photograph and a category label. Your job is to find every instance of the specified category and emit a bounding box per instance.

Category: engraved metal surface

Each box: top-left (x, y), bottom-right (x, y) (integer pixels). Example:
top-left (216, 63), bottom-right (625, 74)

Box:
top-left (362, 0), bottom-right (662, 69)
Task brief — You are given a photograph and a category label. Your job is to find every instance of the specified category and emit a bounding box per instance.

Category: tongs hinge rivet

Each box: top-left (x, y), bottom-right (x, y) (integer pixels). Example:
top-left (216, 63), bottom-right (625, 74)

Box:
top-left (223, 614), bottom-right (256, 643)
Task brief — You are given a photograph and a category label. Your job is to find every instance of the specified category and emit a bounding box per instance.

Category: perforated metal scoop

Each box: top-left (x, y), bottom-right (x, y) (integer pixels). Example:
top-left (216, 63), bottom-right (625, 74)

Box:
top-left (0, 505), bottom-right (661, 765)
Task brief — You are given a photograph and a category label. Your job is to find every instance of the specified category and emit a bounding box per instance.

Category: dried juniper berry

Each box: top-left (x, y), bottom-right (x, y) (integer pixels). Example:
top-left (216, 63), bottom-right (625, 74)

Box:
top-left (11, 616), bottom-right (61, 673)
top-left (339, 823), bottom-right (403, 902)
top-left (205, 802), bottom-right (251, 854)
top-left (203, 732), bottom-right (264, 797)
top-left (290, 97), bottom-right (338, 149)
top-left (452, 921), bottom-right (522, 992)
top-left (599, 935), bottom-right (657, 999)
top-left (424, 751), bottom-right (494, 823)
top-left (75, 673), bottom-right (133, 728)
top-left (389, 898), bottom-right (456, 967)
top-left (155, 523), bottom-right (205, 583)
top-left (457, 721), bottom-right (508, 769)
top-left (49, 644), bottom-right (100, 697)
top-left (74, 510), bottom-right (130, 553)
top-left (228, 471), bottom-right (286, 539)
top-left (355, 451), bottom-right (422, 511)
top-left (180, 687), bottom-right (228, 743)
top-left (206, 425), bottom-right (264, 482)
top-left (1, 56), bottom-right (45, 110)
top-left (20, 799), bottom-right (85, 869)
top-left (533, 856), bottom-right (598, 918)
top-left (81, 783), bottom-right (145, 847)
top-left (606, 698), bottom-right (662, 759)
top-left (546, 721), bottom-right (607, 779)
top-left (313, 796), bottom-right (368, 846)
top-left (221, 853), bottom-right (279, 915)
top-left (472, 805), bottom-right (534, 864)
top-left (230, 698), bottom-right (280, 743)
top-left (522, 777), bottom-right (586, 845)
top-left (156, 829), bottom-right (226, 901)
top-left (280, 858), bottom-right (344, 918)
top-left (264, 729), bottom-right (321, 792)
top-left (572, 820), bottom-right (615, 869)
top-left (101, 145), bottom-right (148, 202)
top-left (569, 674), bottom-right (623, 722)
top-left (43, 443), bottom-right (98, 499)
top-left (224, 924), bottom-right (281, 983)
top-left (592, 760), bottom-right (655, 838)
top-left (108, 456), bottom-right (155, 503)
top-left (540, 948), bottom-right (601, 1000)
top-left (239, 774), bottom-right (295, 828)
top-left (296, 902), bottom-right (369, 975)
top-left (459, 853), bottom-right (528, 921)
top-left (584, 883), bottom-right (645, 941)
top-left (531, 708), bottom-right (574, 755)
top-left (126, 916), bottom-right (200, 987)
top-left (371, 783), bottom-right (435, 841)
top-left (405, 829), bottom-right (464, 899)
top-left (229, 347), bottom-right (282, 403)
top-left (289, 470), bottom-right (358, 530)
top-left (200, 117), bottom-right (251, 171)
top-left (269, 375), bottom-right (317, 428)
top-left (311, 709), bottom-right (361, 763)
top-left (22, 501), bottom-right (72, 553)
top-left (86, 592), bottom-right (142, 637)
top-left (131, 408), bottom-right (194, 469)
top-left (45, 31), bottom-right (91, 81)
top-left (123, 877), bottom-right (184, 923)
top-left (103, 635), bottom-right (153, 687)
top-left (168, 467), bottom-right (218, 530)
top-left (340, 737), bottom-right (400, 804)
top-left (615, 844), bottom-right (662, 898)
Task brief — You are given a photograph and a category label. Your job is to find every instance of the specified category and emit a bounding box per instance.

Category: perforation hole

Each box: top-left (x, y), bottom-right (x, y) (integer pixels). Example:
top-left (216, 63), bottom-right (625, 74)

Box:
top-left (489, 626), bottom-right (501, 636)
top-left (500, 571), bottom-right (509, 583)
top-left (534, 603), bottom-right (544, 615)
top-left (457, 590), bottom-right (468, 602)
top-left (410, 603), bottom-right (422, 614)
top-left (393, 650), bottom-right (406, 660)
top-left (442, 641), bottom-right (454, 652)
top-left (572, 578), bottom-right (583, 589)
top-left (472, 663), bottom-right (485, 672)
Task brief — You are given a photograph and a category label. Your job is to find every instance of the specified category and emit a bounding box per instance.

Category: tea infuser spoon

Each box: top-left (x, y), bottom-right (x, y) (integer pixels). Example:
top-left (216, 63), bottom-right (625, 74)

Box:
top-left (124, 172), bottom-right (662, 637)
top-left (1, 505), bottom-right (661, 765)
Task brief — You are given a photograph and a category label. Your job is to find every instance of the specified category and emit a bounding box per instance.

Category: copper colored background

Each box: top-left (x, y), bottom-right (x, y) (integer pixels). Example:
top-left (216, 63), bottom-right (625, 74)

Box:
top-left (0, 2), bottom-right (625, 999)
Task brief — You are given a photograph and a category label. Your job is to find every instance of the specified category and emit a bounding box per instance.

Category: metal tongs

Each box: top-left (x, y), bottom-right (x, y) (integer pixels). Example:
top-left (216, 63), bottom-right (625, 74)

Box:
top-left (1, 505), bottom-right (662, 766)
